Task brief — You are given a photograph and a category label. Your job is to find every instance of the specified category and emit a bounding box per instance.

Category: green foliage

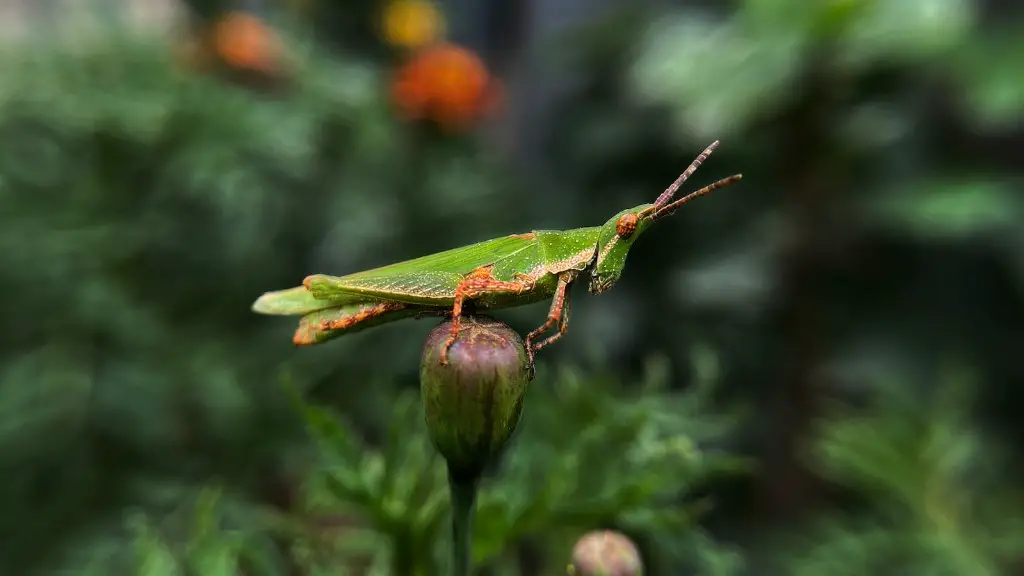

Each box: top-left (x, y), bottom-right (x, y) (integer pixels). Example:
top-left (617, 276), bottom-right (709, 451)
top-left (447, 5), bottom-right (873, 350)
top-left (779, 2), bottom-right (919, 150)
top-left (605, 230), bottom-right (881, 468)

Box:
top-left (952, 26), bottom-right (1024, 128)
top-left (2, 0), bottom-right (1022, 574)
top-left (868, 178), bottom-right (1020, 240)
top-left (125, 351), bottom-right (745, 575)
top-left (132, 491), bottom-right (241, 576)
top-left (630, 0), bottom-right (979, 140)
top-left (284, 352), bottom-right (745, 574)
top-left (780, 368), bottom-right (1024, 575)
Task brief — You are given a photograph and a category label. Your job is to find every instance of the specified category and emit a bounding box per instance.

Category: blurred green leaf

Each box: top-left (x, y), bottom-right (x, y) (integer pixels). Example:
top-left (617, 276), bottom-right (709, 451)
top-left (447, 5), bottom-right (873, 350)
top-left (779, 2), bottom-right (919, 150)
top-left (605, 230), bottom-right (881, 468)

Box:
top-left (189, 540), bottom-right (239, 576)
top-left (132, 518), bottom-right (181, 576)
top-left (631, 11), bottom-right (807, 139)
top-left (793, 370), bottom-right (1024, 576)
top-left (953, 27), bottom-right (1024, 128)
top-left (837, 0), bottom-right (976, 69)
top-left (868, 179), bottom-right (1020, 239)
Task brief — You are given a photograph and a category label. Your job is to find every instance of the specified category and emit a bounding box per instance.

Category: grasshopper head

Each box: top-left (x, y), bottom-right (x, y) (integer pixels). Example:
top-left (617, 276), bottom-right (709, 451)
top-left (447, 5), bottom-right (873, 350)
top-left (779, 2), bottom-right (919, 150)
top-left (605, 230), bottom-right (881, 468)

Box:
top-left (589, 205), bottom-right (654, 294)
top-left (588, 140), bottom-right (743, 294)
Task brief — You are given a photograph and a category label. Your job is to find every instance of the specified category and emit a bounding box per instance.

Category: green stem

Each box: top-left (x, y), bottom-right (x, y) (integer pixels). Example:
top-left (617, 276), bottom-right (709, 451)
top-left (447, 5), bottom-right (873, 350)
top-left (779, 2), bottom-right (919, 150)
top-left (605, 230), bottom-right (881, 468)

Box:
top-left (448, 470), bottom-right (480, 576)
top-left (391, 529), bottom-right (416, 575)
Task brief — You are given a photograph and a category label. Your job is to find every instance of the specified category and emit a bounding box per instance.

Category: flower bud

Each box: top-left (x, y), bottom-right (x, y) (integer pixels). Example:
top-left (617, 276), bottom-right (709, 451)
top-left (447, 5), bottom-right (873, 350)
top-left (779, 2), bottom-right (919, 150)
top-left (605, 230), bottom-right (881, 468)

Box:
top-left (569, 530), bottom-right (643, 576)
top-left (420, 315), bottom-right (530, 480)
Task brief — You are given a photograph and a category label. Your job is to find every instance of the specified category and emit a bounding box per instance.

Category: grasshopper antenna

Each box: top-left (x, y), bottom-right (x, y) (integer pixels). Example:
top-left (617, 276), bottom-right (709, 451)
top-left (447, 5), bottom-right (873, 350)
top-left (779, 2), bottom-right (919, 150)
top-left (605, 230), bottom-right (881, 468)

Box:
top-left (652, 140), bottom-right (721, 210)
top-left (652, 174), bottom-right (742, 219)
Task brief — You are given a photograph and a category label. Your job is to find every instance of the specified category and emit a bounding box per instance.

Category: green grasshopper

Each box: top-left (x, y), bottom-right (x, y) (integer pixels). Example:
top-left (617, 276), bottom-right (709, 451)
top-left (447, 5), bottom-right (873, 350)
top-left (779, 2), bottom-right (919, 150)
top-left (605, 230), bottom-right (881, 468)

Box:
top-left (252, 141), bottom-right (741, 376)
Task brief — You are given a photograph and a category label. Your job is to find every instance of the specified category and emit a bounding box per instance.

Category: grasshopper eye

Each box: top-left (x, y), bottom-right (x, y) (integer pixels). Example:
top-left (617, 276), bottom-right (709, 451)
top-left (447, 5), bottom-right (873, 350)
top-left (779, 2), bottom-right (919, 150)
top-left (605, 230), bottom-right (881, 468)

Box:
top-left (616, 213), bottom-right (638, 239)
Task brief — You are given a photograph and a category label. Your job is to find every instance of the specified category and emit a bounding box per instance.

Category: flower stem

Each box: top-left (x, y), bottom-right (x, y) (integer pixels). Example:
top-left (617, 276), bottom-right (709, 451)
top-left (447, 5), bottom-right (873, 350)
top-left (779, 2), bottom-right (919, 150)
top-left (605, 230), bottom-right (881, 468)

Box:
top-left (448, 469), bottom-right (479, 576)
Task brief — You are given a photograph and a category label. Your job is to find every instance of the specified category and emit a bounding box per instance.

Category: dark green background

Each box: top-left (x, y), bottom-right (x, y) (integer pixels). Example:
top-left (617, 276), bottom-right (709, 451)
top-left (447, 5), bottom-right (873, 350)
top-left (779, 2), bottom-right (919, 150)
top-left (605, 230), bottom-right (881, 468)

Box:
top-left (0, 0), bottom-right (1022, 574)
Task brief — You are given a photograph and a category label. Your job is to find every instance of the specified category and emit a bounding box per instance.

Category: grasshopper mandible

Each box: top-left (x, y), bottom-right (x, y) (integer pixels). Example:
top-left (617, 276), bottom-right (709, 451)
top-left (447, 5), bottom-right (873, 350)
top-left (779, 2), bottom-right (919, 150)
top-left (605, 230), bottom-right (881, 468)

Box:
top-left (252, 141), bottom-right (742, 376)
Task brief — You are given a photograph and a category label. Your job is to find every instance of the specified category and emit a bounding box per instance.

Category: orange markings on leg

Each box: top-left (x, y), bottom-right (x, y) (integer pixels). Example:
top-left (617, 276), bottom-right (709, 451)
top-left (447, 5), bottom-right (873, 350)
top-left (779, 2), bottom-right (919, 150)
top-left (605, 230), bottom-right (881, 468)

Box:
top-left (439, 266), bottom-right (536, 365)
top-left (292, 301), bottom-right (406, 346)
top-left (531, 290), bottom-right (572, 353)
top-left (524, 272), bottom-right (575, 377)
top-left (292, 323), bottom-right (320, 346)
top-left (319, 301), bottom-right (407, 331)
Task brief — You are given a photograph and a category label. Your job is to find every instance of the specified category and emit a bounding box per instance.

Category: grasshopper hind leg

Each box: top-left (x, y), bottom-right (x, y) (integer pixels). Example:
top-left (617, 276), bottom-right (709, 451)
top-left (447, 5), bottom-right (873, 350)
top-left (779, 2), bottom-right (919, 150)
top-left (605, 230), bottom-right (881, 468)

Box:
top-left (293, 301), bottom-right (416, 345)
top-left (440, 267), bottom-right (535, 365)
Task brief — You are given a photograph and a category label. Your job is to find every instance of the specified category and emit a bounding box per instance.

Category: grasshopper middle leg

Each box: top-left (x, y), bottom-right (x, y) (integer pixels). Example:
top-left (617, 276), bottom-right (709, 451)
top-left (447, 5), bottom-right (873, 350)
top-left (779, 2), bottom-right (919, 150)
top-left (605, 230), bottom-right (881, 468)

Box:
top-left (441, 267), bottom-right (535, 365)
top-left (524, 272), bottom-right (576, 376)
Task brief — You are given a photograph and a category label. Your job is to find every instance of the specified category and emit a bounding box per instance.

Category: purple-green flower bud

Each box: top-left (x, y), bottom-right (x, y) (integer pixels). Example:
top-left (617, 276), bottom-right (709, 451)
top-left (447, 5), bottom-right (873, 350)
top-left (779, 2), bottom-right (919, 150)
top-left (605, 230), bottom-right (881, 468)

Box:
top-left (568, 530), bottom-right (643, 576)
top-left (420, 315), bottom-right (530, 480)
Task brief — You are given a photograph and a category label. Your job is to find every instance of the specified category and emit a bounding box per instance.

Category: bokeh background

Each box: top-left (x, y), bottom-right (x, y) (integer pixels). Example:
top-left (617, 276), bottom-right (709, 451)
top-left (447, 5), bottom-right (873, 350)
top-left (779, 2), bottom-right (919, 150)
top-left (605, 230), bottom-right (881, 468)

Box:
top-left (1, 0), bottom-right (1022, 574)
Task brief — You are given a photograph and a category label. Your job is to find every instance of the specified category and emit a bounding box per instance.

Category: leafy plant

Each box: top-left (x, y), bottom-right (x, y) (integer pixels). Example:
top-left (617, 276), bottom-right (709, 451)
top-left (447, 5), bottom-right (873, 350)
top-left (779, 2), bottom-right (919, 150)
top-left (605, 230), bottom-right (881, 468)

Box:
top-left (780, 367), bottom-right (1024, 575)
top-left (283, 350), bottom-right (747, 574)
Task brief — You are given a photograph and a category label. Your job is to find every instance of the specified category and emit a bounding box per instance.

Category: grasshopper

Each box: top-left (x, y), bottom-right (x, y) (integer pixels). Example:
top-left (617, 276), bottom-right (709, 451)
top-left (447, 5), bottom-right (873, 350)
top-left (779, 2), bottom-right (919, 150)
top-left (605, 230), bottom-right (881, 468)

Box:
top-left (252, 141), bottom-right (742, 377)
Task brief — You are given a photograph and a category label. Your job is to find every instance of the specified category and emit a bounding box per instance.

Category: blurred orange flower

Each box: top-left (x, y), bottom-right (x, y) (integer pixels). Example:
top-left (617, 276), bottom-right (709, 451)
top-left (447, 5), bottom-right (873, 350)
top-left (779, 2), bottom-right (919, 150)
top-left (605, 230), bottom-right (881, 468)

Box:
top-left (382, 0), bottom-right (445, 49)
top-left (391, 43), bottom-right (503, 131)
top-left (212, 11), bottom-right (282, 73)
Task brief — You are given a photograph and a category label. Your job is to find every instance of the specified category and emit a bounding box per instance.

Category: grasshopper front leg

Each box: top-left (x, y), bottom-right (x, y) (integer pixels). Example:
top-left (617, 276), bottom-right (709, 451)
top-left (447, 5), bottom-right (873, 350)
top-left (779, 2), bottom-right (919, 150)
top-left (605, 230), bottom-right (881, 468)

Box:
top-left (440, 266), bottom-right (536, 365)
top-left (524, 271), bottom-right (576, 378)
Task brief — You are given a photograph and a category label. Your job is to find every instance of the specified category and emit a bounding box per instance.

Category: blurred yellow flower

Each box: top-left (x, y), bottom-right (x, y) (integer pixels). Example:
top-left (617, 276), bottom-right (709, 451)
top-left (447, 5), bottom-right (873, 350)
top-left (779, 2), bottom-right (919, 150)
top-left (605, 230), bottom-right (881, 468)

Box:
top-left (382, 0), bottom-right (446, 49)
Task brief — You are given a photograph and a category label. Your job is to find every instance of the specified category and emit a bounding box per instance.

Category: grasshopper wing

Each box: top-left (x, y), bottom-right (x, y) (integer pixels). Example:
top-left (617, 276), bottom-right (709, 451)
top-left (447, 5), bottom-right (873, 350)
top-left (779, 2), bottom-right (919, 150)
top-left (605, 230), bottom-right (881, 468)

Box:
top-left (252, 286), bottom-right (367, 315)
top-left (304, 233), bottom-right (538, 304)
